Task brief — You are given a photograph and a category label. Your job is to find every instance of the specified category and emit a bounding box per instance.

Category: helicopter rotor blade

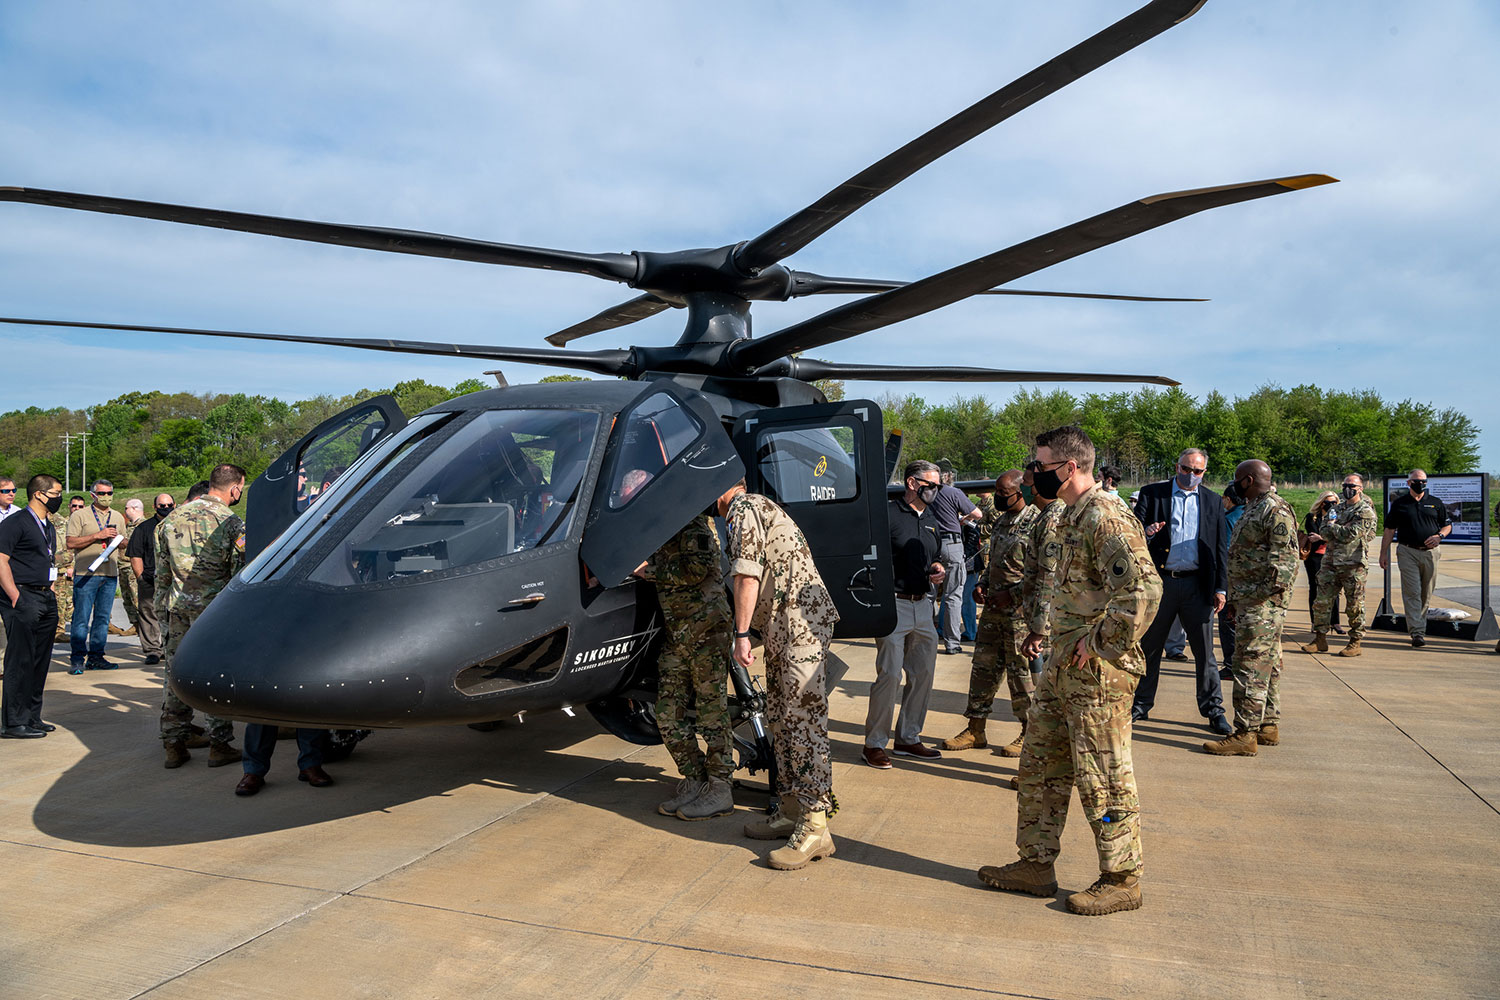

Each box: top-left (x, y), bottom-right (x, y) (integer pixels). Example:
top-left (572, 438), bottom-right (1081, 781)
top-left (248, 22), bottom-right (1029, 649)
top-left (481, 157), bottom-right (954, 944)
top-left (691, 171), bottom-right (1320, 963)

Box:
top-left (0, 316), bottom-right (638, 378)
top-left (732, 0), bottom-right (1209, 273)
top-left (0, 187), bottom-right (640, 284)
top-left (760, 357), bottom-right (1179, 387)
top-left (732, 174), bottom-right (1336, 371)
top-left (544, 293), bottom-right (673, 346)
top-left (787, 271), bottom-right (1205, 302)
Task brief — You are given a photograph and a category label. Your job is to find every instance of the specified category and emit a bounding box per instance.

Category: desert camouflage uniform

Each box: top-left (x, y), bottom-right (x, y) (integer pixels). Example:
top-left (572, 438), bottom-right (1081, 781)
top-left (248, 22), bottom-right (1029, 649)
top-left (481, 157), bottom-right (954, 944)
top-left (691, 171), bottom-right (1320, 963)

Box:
top-left (1226, 489), bottom-right (1299, 731)
top-left (965, 503), bottom-right (1040, 720)
top-left (1310, 496), bottom-right (1377, 641)
top-left (116, 518), bottom-right (140, 628)
top-left (50, 513), bottom-right (74, 632)
top-left (157, 496), bottom-right (244, 745)
top-left (1016, 485), bottom-right (1160, 876)
top-left (1021, 500), bottom-right (1066, 655)
top-left (640, 514), bottom-right (734, 782)
top-left (725, 492), bottom-right (839, 812)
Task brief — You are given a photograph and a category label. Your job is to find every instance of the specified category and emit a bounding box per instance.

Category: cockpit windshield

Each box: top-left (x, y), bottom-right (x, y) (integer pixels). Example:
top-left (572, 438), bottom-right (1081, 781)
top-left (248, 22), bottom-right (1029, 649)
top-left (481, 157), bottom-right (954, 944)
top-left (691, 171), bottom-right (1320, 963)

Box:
top-left (245, 408), bottom-right (599, 588)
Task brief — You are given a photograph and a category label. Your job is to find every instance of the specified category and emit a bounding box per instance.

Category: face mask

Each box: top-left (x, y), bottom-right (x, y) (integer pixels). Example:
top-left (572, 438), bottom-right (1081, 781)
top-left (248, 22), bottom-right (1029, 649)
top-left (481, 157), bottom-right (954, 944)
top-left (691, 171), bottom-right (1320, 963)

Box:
top-left (1176, 470), bottom-right (1204, 491)
top-left (230, 488), bottom-right (244, 507)
top-left (1020, 484), bottom-right (1034, 505)
top-left (94, 495), bottom-right (113, 509)
top-left (156, 504), bottom-right (175, 518)
top-left (1032, 464), bottom-right (1066, 502)
top-left (916, 483), bottom-right (939, 504)
top-left (1342, 485), bottom-right (1358, 499)
top-left (1224, 480), bottom-right (1246, 505)
top-left (1408, 479), bottom-right (1426, 494)
top-left (998, 491), bottom-right (1023, 512)
top-left (44, 494), bottom-right (63, 514)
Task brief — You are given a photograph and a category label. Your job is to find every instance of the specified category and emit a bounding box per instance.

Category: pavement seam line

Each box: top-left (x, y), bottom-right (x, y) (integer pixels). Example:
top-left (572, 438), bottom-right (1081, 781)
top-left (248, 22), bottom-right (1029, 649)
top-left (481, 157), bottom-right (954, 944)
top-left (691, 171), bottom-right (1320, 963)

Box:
top-left (1310, 653), bottom-right (1500, 816)
top-left (343, 890), bottom-right (1061, 999)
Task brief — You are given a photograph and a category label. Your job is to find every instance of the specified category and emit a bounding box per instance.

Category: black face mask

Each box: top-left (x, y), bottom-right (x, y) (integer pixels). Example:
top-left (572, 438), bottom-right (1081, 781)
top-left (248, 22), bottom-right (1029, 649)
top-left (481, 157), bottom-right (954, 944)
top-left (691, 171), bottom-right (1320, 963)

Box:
top-left (1408, 479), bottom-right (1426, 494)
top-left (916, 483), bottom-right (939, 503)
top-left (1224, 479), bottom-right (1246, 505)
top-left (1342, 485), bottom-right (1358, 499)
top-left (998, 491), bottom-right (1024, 513)
top-left (156, 504), bottom-right (175, 518)
top-left (1031, 465), bottom-right (1066, 502)
top-left (44, 494), bottom-right (63, 514)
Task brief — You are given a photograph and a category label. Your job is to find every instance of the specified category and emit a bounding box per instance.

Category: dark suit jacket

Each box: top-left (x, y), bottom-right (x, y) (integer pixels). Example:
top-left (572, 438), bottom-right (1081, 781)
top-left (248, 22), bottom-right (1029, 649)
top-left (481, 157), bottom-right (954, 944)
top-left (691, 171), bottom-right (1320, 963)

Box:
top-left (1132, 480), bottom-right (1229, 599)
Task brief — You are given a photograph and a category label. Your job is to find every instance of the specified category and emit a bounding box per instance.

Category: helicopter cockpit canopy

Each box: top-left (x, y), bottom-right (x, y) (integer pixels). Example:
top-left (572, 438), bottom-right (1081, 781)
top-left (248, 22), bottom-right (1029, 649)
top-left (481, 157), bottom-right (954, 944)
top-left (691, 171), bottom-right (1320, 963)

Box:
top-left (242, 407), bottom-right (601, 588)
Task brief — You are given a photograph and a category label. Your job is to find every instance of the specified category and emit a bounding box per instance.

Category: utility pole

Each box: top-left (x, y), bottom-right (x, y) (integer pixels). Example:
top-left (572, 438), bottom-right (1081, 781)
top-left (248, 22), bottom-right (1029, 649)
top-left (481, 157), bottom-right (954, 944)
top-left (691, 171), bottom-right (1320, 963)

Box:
top-left (58, 433), bottom-right (72, 492)
top-left (80, 429), bottom-right (88, 493)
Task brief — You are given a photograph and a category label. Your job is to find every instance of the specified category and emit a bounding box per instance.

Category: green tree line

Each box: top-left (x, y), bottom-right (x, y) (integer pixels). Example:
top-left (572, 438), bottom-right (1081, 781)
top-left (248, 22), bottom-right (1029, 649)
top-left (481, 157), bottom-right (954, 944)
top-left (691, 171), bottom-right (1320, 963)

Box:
top-left (878, 383), bottom-right (1482, 484)
top-left (1, 379), bottom-right (1482, 491)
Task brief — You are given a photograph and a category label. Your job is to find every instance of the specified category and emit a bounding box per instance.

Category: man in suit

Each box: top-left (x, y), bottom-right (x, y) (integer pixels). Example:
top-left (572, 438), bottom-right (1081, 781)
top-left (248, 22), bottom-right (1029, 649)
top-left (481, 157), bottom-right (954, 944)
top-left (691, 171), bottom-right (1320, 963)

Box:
top-left (1130, 448), bottom-right (1231, 734)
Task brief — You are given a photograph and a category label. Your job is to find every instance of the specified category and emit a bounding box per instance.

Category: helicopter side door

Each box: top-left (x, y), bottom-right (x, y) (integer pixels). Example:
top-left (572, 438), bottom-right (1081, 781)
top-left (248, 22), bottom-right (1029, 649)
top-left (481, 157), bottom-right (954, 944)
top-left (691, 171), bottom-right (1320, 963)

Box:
top-left (245, 394), bottom-right (406, 559)
top-left (579, 384), bottom-right (746, 587)
top-left (732, 400), bottom-right (896, 638)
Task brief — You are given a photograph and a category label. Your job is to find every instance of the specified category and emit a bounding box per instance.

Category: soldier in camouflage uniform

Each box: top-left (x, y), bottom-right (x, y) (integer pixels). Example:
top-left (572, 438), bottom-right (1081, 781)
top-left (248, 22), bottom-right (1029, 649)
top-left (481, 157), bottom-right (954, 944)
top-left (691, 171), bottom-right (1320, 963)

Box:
top-left (980, 426), bottom-right (1161, 916)
top-left (51, 503), bottom-right (79, 639)
top-left (941, 471), bottom-right (1038, 755)
top-left (157, 469), bottom-right (244, 769)
top-left (634, 513), bottom-right (735, 821)
top-left (1206, 460), bottom-right (1299, 757)
top-left (111, 499), bottom-right (144, 636)
top-left (718, 481), bottom-right (840, 871)
top-left (1299, 474), bottom-right (1377, 657)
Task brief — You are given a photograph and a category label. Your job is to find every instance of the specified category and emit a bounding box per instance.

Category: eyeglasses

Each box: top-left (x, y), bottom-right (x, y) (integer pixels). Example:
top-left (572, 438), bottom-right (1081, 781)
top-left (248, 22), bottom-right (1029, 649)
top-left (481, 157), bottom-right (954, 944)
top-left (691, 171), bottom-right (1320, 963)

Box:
top-left (1025, 459), bottom-right (1069, 473)
top-left (93, 490), bottom-right (113, 496)
top-left (1178, 463), bottom-right (1206, 475)
top-left (0, 488), bottom-right (15, 494)
top-left (70, 502), bottom-right (86, 509)
top-left (911, 477), bottom-right (941, 488)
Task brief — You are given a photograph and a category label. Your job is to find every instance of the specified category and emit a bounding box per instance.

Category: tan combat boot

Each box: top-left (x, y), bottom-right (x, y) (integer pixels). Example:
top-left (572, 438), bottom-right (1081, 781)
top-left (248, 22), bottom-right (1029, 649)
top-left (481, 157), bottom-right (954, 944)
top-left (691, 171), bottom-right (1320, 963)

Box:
top-left (1335, 640), bottom-right (1362, 657)
top-left (745, 795), bottom-right (801, 840)
top-left (185, 731), bottom-right (211, 749)
top-left (1299, 633), bottom-right (1328, 654)
top-left (1066, 871), bottom-right (1142, 915)
top-left (999, 721), bottom-right (1027, 758)
top-left (1255, 723), bottom-right (1280, 746)
top-left (1203, 730), bottom-right (1258, 756)
top-left (978, 858), bottom-right (1057, 897)
top-left (677, 777), bottom-right (734, 821)
top-left (939, 718), bottom-right (987, 751)
top-left (207, 741), bottom-right (243, 768)
top-left (164, 740), bottom-right (190, 769)
top-left (1008, 775), bottom-right (1020, 791)
top-left (658, 777), bottom-right (702, 817)
top-left (108, 623), bottom-right (127, 636)
top-left (768, 810), bottom-right (835, 870)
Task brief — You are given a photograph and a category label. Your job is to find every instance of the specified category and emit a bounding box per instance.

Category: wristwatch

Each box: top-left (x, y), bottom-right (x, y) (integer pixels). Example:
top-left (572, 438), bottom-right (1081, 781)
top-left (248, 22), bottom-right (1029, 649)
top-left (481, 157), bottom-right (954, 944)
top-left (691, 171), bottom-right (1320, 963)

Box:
top-left (733, 630), bottom-right (753, 639)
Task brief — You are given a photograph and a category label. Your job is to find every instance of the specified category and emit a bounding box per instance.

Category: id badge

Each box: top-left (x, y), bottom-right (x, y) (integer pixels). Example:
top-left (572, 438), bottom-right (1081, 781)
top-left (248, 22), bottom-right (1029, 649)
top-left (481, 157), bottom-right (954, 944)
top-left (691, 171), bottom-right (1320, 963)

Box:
top-left (49, 568), bottom-right (59, 582)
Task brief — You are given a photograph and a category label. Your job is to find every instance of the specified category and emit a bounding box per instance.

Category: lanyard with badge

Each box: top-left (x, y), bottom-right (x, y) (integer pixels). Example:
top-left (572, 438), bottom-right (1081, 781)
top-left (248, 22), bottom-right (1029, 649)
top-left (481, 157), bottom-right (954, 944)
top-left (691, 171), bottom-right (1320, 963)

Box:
top-left (29, 508), bottom-right (58, 582)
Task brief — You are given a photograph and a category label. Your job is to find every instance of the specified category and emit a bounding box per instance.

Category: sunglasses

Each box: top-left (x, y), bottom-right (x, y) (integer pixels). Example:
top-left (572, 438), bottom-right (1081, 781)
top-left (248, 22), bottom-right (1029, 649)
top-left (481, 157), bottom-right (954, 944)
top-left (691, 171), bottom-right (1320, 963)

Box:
top-left (93, 490), bottom-right (114, 496)
top-left (1025, 459), bottom-right (1069, 473)
top-left (1178, 464), bottom-right (1206, 475)
top-left (0, 488), bottom-right (16, 494)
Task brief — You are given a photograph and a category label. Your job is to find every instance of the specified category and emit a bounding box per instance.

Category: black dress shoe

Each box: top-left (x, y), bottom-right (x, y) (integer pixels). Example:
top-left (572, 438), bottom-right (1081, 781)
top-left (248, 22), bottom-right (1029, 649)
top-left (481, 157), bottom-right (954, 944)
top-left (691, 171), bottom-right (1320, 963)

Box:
top-left (144, 654), bottom-right (161, 665)
top-left (298, 765), bottom-right (334, 787)
top-left (30, 721), bottom-right (57, 732)
top-left (1208, 713), bottom-right (1233, 736)
top-left (235, 773), bottom-right (266, 796)
top-left (1218, 668), bottom-right (1233, 681)
top-left (1411, 634), bottom-right (1426, 648)
top-left (1130, 709), bottom-right (1149, 723)
top-left (1165, 651), bottom-right (1189, 661)
top-left (2, 726), bottom-right (47, 739)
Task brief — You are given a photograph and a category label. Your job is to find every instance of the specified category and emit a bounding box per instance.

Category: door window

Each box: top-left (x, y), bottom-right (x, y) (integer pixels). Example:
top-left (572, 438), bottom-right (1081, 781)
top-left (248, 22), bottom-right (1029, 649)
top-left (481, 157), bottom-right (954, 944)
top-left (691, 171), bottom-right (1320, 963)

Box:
top-left (606, 392), bottom-right (704, 509)
top-left (755, 423), bottom-right (860, 505)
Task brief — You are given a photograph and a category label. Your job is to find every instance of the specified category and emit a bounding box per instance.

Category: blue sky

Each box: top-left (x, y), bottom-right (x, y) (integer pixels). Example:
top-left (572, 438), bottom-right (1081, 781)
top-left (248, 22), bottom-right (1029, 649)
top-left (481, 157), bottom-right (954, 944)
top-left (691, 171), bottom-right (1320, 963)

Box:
top-left (3, 1), bottom-right (1496, 471)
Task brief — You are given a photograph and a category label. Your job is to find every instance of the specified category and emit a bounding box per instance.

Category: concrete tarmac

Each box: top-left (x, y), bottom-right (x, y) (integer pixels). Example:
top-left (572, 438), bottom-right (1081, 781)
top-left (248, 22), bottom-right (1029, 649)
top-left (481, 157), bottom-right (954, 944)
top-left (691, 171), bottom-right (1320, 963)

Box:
top-left (3, 548), bottom-right (1498, 999)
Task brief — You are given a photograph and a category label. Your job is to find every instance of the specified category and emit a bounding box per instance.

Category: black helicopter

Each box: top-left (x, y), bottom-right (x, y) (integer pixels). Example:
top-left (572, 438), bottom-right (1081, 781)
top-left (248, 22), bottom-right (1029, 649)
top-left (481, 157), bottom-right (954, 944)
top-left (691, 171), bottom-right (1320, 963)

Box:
top-left (1, 0), bottom-right (1333, 765)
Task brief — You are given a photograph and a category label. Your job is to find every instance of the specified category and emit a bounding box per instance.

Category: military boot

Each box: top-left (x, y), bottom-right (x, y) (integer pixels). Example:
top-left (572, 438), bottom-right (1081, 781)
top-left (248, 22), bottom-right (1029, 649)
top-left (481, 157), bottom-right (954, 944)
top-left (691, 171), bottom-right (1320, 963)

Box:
top-left (1203, 730), bottom-right (1258, 756)
top-left (1255, 723), bottom-right (1280, 746)
top-left (207, 741), bottom-right (242, 768)
top-left (977, 858), bottom-right (1057, 897)
top-left (185, 731), bottom-right (211, 749)
top-left (163, 740), bottom-right (190, 769)
top-left (1008, 775), bottom-right (1020, 791)
top-left (745, 795), bottom-right (801, 840)
top-left (999, 721), bottom-right (1027, 758)
top-left (658, 777), bottom-right (702, 817)
top-left (939, 718), bottom-right (987, 751)
top-left (1335, 640), bottom-right (1362, 657)
top-left (1066, 871), bottom-right (1142, 915)
top-left (677, 777), bottom-right (734, 821)
top-left (768, 810), bottom-right (835, 870)
top-left (1299, 633), bottom-right (1328, 654)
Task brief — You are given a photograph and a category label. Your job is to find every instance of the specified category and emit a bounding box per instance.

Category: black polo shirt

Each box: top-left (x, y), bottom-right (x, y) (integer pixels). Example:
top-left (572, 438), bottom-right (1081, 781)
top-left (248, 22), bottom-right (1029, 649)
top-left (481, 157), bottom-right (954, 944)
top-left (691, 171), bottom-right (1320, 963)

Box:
top-left (0, 506), bottom-right (57, 586)
top-left (126, 513), bottom-right (164, 582)
top-left (1387, 491), bottom-right (1450, 546)
top-left (888, 497), bottom-right (942, 596)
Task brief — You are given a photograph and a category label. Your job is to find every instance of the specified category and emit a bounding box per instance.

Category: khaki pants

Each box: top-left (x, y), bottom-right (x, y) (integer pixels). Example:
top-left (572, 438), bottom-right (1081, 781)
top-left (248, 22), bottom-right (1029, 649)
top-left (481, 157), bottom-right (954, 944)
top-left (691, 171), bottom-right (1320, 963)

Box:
top-left (1396, 545), bottom-right (1439, 637)
top-left (135, 581), bottom-right (163, 657)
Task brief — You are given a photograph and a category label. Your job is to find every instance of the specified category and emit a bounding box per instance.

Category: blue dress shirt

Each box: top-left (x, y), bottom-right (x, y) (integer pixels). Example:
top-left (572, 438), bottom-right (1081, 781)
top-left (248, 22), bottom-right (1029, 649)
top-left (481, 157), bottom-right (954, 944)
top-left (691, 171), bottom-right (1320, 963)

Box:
top-left (1165, 482), bottom-right (1200, 572)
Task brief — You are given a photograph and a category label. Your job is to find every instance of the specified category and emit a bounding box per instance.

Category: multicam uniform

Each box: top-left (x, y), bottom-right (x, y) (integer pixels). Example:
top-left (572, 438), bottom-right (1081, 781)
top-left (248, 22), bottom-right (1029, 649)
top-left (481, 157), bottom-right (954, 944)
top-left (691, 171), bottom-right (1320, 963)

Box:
top-left (50, 513), bottom-right (73, 633)
top-left (965, 503), bottom-right (1040, 721)
top-left (157, 496), bottom-right (244, 745)
top-left (640, 514), bottom-right (734, 782)
top-left (1017, 485), bottom-right (1160, 876)
top-left (116, 517), bottom-right (140, 629)
top-left (725, 492), bottom-right (839, 812)
top-left (1226, 489), bottom-right (1299, 731)
top-left (1021, 500), bottom-right (1066, 655)
top-left (1310, 496), bottom-right (1377, 640)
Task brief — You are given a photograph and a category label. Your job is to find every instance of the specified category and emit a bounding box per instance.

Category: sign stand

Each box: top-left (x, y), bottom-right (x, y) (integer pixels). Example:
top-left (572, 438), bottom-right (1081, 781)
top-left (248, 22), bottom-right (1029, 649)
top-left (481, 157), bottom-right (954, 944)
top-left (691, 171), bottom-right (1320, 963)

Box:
top-left (1372, 473), bottom-right (1496, 642)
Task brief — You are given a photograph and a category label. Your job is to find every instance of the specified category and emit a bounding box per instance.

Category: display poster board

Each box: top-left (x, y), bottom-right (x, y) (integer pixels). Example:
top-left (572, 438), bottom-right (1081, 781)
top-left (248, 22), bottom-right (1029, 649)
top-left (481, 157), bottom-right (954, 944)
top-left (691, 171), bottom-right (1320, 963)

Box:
top-left (1381, 473), bottom-right (1487, 546)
